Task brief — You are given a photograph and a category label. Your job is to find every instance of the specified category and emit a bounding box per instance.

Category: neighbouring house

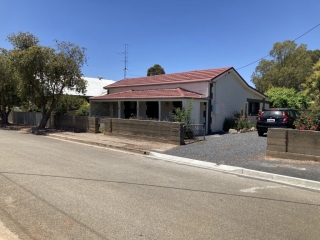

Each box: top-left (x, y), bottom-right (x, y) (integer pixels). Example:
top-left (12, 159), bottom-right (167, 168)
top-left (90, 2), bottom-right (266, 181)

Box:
top-left (64, 76), bottom-right (115, 100)
top-left (89, 67), bottom-right (270, 133)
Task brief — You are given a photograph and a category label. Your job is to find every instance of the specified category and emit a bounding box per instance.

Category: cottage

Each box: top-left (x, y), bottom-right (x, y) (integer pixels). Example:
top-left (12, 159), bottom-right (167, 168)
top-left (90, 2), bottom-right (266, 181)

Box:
top-left (89, 67), bottom-right (269, 133)
top-left (64, 76), bottom-right (115, 99)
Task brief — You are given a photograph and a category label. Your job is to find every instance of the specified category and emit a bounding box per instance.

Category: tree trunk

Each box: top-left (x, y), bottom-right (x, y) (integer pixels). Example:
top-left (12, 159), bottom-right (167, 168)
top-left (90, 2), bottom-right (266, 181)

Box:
top-left (38, 114), bottom-right (50, 129)
top-left (0, 93), bottom-right (9, 126)
top-left (37, 98), bottom-right (60, 129)
top-left (37, 91), bottom-right (64, 129)
top-left (1, 110), bottom-right (10, 125)
top-left (38, 105), bottom-right (49, 129)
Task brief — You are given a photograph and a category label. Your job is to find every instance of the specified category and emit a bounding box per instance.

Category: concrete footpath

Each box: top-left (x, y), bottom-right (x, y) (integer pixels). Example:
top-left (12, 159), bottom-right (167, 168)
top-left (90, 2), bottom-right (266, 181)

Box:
top-left (46, 131), bottom-right (176, 154)
top-left (4, 126), bottom-right (320, 192)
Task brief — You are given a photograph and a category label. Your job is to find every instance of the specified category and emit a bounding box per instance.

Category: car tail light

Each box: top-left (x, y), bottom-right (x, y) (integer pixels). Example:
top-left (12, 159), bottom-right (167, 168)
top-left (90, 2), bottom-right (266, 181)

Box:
top-left (257, 116), bottom-right (261, 122)
top-left (257, 111), bottom-right (263, 122)
top-left (282, 112), bottom-right (288, 122)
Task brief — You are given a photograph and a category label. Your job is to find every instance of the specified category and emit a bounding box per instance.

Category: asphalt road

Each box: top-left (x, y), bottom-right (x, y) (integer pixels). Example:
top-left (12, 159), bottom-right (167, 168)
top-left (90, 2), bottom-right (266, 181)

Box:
top-left (0, 130), bottom-right (320, 240)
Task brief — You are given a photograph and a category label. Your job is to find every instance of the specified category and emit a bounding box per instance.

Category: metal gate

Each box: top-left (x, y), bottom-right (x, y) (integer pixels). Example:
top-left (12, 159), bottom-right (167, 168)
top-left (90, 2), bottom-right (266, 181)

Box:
top-left (183, 124), bottom-right (205, 141)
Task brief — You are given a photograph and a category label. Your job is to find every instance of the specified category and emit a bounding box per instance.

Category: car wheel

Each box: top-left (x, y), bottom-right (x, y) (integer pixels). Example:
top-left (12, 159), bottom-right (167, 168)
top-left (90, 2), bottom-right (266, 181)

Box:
top-left (258, 131), bottom-right (264, 136)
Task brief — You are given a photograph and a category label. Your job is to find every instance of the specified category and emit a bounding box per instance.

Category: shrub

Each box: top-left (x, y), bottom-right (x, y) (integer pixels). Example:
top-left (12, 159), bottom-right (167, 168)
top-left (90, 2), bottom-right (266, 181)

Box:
top-left (55, 95), bottom-right (87, 116)
top-left (223, 117), bottom-right (235, 132)
top-left (265, 87), bottom-right (311, 109)
top-left (169, 101), bottom-right (193, 125)
top-left (223, 111), bottom-right (254, 132)
top-left (75, 103), bottom-right (89, 116)
top-left (294, 110), bottom-right (320, 131)
top-left (169, 101), bottom-right (194, 139)
top-left (235, 116), bottom-right (254, 130)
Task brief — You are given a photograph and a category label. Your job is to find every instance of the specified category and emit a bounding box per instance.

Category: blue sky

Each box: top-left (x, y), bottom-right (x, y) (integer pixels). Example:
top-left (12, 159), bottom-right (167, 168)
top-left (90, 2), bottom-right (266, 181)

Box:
top-left (1, 0), bottom-right (319, 87)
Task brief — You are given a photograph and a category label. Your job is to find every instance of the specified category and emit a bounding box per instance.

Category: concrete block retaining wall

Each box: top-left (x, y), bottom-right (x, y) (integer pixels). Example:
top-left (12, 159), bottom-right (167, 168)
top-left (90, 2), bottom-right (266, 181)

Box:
top-left (267, 128), bottom-right (320, 161)
top-left (104, 118), bottom-right (184, 145)
top-left (88, 117), bottom-right (100, 133)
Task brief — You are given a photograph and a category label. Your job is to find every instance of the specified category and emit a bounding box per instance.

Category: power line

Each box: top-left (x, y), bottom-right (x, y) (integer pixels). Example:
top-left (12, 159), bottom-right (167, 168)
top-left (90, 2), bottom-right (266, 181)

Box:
top-left (236, 23), bottom-right (320, 71)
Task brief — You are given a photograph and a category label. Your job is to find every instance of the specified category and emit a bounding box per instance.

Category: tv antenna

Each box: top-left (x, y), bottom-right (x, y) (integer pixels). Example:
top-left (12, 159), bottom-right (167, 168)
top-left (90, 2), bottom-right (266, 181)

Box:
top-left (119, 43), bottom-right (129, 79)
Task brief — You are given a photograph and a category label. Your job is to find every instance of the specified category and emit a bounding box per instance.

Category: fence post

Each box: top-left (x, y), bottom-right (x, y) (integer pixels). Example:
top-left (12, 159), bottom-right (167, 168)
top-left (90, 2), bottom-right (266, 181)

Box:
top-left (104, 118), bottom-right (112, 134)
top-left (180, 124), bottom-right (185, 145)
top-left (50, 113), bottom-right (56, 128)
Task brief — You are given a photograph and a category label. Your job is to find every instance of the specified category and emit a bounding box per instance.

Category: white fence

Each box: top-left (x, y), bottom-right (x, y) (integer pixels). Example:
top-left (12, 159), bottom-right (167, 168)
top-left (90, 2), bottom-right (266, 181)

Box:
top-left (8, 112), bottom-right (50, 127)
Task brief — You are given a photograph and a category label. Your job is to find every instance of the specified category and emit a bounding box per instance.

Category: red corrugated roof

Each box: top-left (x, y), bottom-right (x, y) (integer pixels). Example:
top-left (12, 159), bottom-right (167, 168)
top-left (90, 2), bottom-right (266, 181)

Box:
top-left (105, 67), bottom-right (232, 88)
top-left (90, 88), bottom-right (206, 100)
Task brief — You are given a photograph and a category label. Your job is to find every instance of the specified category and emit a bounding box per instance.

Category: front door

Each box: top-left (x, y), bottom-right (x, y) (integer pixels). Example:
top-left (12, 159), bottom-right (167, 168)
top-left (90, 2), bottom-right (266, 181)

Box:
top-left (200, 102), bottom-right (207, 133)
top-left (146, 102), bottom-right (158, 119)
top-left (124, 101), bottom-right (137, 118)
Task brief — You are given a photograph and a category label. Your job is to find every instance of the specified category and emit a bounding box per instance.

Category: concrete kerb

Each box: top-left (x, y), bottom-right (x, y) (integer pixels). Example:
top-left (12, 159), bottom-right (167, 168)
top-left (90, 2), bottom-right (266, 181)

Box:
top-left (148, 152), bottom-right (320, 191)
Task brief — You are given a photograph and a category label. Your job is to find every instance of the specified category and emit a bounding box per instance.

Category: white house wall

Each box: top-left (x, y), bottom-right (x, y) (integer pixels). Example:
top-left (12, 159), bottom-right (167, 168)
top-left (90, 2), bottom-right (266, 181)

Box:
top-left (138, 101), bottom-right (147, 118)
top-left (211, 72), bottom-right (266, 132)
top-left (108, 82), bottom-right (209, 96)
top-left (185, 99), bottom-right (203, 125)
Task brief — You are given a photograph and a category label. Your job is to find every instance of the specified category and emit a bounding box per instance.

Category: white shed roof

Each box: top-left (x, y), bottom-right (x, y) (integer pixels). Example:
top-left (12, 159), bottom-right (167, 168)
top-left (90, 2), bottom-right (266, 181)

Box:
top-left (64, 77), bottom-right (115, 97)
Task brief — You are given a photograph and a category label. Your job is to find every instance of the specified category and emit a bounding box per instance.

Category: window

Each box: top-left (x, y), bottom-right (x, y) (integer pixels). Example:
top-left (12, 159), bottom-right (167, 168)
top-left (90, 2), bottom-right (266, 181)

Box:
top-left (248, 102), bottom-right (260, 115)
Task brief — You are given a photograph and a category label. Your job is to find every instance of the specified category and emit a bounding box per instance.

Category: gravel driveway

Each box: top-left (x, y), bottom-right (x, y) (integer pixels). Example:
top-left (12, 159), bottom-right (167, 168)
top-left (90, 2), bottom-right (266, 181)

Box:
top-left (165, 132), bottom-right (266, 165)
top-left (164, 132), bottom-right (320, 182)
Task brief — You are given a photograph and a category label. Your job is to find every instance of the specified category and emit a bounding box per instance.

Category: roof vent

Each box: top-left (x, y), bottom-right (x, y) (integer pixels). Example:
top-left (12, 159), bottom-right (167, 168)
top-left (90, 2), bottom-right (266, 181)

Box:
top-left (98, 76), bottom-right (103, 80)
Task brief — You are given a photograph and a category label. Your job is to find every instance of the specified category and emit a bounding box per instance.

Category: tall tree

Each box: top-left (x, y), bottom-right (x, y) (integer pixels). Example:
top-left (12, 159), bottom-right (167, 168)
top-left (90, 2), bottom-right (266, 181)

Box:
top-left (251, 40), bottom-right (314, 93)
top-left (0, 48), bottom-right (20, 125)
top-left (302, 60), bottom-right (320, 106)
top-left (308, 49), bottom-right (320, 65)
top-left (147, 64), bottom-right (165, 76)
top-left (8, 32), bottom-right (87, 129)
top-left (265, 87), bottom-right (310, 109)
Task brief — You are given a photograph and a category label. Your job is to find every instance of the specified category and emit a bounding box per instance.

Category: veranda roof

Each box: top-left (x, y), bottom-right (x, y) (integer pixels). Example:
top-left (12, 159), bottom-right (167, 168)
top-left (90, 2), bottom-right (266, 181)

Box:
top-left (90, 88), bottom-right (207, 100)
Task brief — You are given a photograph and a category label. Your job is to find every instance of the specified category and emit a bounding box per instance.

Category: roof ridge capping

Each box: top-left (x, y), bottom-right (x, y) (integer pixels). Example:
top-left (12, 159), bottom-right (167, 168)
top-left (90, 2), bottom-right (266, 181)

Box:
top-left (105, 67), bottom-right (233, 89)
top-left (176, 87), bottom-right (184, 96)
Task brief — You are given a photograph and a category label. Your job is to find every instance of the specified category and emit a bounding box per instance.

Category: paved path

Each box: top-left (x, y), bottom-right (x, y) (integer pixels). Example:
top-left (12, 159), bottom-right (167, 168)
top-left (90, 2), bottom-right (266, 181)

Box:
top-left (48, 131), bottom-right (176, 153)
top-left (3, 125), bottom-right (176, 153)
top-left (1, 130), bottom-right (320, 239)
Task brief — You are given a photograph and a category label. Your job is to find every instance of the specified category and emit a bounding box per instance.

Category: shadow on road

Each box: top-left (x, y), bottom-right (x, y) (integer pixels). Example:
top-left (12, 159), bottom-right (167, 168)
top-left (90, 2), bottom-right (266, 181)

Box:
top-left (1, 171), bottom-right (319, 208)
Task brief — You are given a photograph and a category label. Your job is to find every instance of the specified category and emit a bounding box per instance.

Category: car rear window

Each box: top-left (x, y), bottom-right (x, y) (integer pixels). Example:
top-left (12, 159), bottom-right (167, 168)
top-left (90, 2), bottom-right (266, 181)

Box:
top-left (262, 111), bottom-right (283, 117)
top-left (292, 111), bottom-right (300, 117)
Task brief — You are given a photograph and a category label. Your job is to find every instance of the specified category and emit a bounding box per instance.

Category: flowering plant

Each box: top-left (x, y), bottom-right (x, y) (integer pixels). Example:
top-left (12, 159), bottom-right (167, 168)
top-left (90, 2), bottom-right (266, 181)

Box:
top-left (294, 111), bottom-right (320, 131)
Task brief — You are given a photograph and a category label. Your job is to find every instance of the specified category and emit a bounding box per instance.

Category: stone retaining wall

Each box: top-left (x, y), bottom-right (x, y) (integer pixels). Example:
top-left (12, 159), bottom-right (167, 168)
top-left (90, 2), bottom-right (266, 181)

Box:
top-left (104, 118), bottom-right (184, 145)
top-left (267, 128), bottom-right (320, 161)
